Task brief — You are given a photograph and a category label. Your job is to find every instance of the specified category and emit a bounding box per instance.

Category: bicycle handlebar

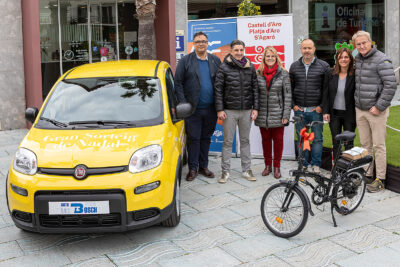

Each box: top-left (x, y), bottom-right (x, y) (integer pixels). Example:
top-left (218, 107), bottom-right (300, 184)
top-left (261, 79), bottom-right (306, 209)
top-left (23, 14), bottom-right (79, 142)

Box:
top-left (290, 116), bottom-right (324, 127)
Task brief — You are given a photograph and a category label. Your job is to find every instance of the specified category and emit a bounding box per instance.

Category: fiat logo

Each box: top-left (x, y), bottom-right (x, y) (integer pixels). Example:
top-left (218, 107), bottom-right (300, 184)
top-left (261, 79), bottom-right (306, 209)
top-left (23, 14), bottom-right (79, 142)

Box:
top-left (74, 165), bottom-right (88, 180)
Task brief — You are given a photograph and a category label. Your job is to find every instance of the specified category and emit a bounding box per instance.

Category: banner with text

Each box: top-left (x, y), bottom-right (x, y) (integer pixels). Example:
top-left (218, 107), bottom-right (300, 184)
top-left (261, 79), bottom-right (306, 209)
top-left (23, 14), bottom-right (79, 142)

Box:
top-left (237, 15), bottom-right (295, 158)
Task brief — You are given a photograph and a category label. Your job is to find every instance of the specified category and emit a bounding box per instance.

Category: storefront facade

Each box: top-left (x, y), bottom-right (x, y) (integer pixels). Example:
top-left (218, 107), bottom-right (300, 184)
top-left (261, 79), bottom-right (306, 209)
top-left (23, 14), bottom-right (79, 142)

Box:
top-left (0, 0), bottom-right (175, 130)
top-left (176, 0), bottom-right (399, 68)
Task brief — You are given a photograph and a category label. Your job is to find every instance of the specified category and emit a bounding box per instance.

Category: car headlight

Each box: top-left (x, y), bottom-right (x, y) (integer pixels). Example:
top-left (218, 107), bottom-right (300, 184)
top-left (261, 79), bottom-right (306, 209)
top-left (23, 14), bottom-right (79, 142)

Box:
top-left (13, 148), bottom-right (37, 175)
top-left (129, 145), bottom-right (162, 173)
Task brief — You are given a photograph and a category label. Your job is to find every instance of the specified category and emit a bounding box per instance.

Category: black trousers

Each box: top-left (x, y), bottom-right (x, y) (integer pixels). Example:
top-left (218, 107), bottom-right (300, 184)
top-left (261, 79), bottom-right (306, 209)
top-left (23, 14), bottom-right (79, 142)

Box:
top-left (329, 109), bottom-right (356, 158)
top-left (184, 106), bottom-right (217, 171)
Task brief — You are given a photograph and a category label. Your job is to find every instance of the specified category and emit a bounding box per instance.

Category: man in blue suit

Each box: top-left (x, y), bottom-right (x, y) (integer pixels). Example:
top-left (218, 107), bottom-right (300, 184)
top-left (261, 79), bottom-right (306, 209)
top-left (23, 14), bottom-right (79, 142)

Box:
top-left (175, 32), bottom-right (222, 181)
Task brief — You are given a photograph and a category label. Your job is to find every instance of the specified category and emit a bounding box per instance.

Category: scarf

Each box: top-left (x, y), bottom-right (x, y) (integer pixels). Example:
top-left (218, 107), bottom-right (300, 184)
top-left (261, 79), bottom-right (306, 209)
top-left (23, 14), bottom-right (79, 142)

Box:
top-left (263, 63), bottom-right (278, 89)
top-left (230, 55), bottom-right (247, 67)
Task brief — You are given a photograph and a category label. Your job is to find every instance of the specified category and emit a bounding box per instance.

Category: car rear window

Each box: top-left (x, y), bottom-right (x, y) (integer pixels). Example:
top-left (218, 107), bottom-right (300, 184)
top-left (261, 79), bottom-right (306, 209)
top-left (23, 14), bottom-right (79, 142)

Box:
top-left (38, 77), bottom-right (163, 129)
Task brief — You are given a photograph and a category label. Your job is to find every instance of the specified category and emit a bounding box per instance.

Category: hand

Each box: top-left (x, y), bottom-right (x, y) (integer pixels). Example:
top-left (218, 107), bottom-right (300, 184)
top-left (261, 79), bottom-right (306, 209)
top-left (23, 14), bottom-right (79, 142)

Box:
top-left (282, 118), bottom-right (288, 125)
top-left (312, 106), bottom-right (322, 113)
top-left (171, 108), bottom-right (175, 115)
top-left (217, 111), bottom-right (227, 120)
top-left (369, 106), bottom-right (381, 116)
top-left (293, 105), bottom-right (303, 112)
top-left (323, 114), bottom-right (330, 122)
top-left (251, 110), bottom-right (258, 121)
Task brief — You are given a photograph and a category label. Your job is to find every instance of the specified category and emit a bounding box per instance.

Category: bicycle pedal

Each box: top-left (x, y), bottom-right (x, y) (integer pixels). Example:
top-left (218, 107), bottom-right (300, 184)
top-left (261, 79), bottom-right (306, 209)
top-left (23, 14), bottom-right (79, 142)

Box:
top-left (338, 207), bottom-right (349, 215)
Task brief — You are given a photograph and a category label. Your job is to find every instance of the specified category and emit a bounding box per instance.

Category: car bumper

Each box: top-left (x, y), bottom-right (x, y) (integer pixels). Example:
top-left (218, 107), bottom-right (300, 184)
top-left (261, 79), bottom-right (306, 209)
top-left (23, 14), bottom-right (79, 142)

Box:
top-left (10, 189), bottom-right (174, 233)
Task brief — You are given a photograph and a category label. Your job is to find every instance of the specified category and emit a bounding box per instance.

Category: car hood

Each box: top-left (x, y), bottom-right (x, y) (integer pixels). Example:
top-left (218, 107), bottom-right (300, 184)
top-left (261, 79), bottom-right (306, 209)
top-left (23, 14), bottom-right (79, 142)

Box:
top-left (19, 125), bottom-right (168, 168)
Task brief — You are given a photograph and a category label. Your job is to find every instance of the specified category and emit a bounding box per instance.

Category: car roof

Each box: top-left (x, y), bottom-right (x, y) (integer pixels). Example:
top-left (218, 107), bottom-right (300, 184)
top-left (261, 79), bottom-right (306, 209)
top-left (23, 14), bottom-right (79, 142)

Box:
top-left (64, 60), bottom-right (167, 79)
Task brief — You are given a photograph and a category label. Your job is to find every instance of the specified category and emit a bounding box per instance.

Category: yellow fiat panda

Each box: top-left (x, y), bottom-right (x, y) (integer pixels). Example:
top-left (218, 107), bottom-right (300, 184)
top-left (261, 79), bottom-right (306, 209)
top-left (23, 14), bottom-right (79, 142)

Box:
top-left (6, 60), bottom-right (191, 233)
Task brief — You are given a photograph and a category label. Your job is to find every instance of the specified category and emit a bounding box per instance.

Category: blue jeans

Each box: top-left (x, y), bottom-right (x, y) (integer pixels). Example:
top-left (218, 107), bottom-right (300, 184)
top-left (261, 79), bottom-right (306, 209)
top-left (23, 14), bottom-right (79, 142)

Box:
top-left (294, 110), bottom-right (323, 167)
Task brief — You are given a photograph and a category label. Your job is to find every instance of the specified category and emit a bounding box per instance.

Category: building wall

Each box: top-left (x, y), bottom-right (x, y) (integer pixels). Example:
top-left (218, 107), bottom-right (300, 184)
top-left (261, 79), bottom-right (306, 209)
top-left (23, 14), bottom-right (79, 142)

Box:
top-left (0, 0), bottom-right (26, 130)
top-left (386, 0), bottom-right (400, 68)
top-left (290, 0), bottom-right (308, 61)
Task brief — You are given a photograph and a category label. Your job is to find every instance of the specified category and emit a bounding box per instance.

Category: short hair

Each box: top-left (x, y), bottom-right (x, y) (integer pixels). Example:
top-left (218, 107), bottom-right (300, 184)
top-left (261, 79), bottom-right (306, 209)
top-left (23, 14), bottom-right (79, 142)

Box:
top-left (301, 38), bottom-right (315, 47)
top-left (230, 39), bottom-right (245, 49)
top-left (333, 48), bottom-right (354, 76)
top-left (352, 30), bottom-right (371, 42)
top-left (193, 32), bottom-right (208, 40)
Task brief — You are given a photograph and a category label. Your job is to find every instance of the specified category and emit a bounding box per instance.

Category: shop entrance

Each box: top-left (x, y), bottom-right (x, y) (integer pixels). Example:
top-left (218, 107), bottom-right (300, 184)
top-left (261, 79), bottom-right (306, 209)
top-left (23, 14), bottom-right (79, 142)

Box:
top-left (40, 0), bottom-right (138, 99)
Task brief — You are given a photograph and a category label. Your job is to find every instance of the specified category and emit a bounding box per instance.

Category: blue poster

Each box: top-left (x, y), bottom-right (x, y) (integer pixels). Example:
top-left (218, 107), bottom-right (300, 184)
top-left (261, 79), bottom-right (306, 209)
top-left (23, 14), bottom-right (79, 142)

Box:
top-left (188, 18), bottom-right (238, 153)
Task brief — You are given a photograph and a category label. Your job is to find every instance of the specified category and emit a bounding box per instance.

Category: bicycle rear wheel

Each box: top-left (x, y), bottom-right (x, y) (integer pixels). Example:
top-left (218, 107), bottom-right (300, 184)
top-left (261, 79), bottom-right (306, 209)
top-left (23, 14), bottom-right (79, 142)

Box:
top-left (333, 170), bottom-right (366, 214)
top-left (261, 183), bottom-right (308, 238)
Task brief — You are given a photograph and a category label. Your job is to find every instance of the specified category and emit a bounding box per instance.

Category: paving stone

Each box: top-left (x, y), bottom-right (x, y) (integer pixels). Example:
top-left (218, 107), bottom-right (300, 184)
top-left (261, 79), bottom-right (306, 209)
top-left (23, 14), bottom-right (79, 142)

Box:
top-left (180, 188), bottom-right (205, 203)
top-left (191, 180), bottom-right (245, 197)
top-left (386, 239), bottom-right (400, 252)
top-left (329, 225), bottom-right (400, 253)
top-left (64, 256), bottom-right (116, 267)
top-left (0, 248), bottom-right (70, 267)
top-left (0, 225), bottom-right (31, 243)
top-left (230, 184), bottom-right (270, 201)
top-left (275, 239), bottom-right (356, 267)
top-left (126, 223), bottom-right (193, 245)
top-left (224, 217), bottom-right (268, 238)
top-left (180, 203), bottom-right (198, 215)
top-left (221, 232), bottom-right (296, 262)
top-left (335, 247), bottom-right (400, 267)
top-left (108, 240), bottom-right (184, 267)
top-left (158, 247), bottom-right (241, 267)
top-left (17, 234), bottom-right (93, 253)
top-left (366, 196), bottom-right (400, 217)
top-left (61, 234), bottom-right (133, 263)
top-left (180, 177), bottom-right (208, 189)
top-left (172, 225), bottom-right (241, 252)
top-left (239, 255), bottom-right (290, 267)
top-left (318, 206), bottom-right (387, 230)
top-left (182, 208), bottom-right (243, 231)
top-left (374, 215), bottom-right (400, 233)
top-left (0, 241), bottom-right (23, 261)
top-left (188, 193), bottom-right (244, 212)
top-left (227, 199), bottom-right (261, 218)
top-left (0, 214), bottom-right (13, 229)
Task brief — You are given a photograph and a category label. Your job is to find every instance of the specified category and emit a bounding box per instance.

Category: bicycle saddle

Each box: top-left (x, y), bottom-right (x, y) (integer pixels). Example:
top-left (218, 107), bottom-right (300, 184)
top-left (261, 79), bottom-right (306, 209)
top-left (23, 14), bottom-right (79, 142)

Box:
top-left (334, 131), bottom-right (356, 142)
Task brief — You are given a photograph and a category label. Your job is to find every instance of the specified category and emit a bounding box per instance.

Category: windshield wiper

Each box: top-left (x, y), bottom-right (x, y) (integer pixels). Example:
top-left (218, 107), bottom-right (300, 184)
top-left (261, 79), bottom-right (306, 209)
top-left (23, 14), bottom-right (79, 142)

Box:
top-left (68, 120), bottom-right (136, 128)
top-left (39, 117), bottom-right (68, 128)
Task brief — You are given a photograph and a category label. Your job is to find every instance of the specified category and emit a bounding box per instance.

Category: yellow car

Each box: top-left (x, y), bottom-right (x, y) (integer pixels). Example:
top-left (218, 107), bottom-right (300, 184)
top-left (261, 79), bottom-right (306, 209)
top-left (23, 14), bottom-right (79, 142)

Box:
top-left (6, 60), bottom-right (191, 233)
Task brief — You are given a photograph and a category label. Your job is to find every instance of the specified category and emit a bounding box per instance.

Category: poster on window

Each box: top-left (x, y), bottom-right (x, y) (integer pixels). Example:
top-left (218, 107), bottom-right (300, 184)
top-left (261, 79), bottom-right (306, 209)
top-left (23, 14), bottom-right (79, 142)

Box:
top-left (188, 18), bottom-right (237, 153)
top-left (237, 15), bottom-right (295, 158)
top-left (315, 3), bottom-right (336, 31)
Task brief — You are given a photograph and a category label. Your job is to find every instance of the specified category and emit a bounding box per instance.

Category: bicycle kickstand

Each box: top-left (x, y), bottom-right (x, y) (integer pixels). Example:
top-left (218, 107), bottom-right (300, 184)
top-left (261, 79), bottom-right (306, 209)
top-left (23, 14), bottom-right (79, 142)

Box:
top-left (330, 204), bottom-right (337, 227)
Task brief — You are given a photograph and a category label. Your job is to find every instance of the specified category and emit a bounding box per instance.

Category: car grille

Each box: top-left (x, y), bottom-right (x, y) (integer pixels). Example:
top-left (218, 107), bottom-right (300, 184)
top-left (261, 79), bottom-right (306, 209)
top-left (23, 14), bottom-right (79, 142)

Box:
top-left (35, 189), bottom-right (124, 196)
top-left (39, 213), bottom-right (121, 227)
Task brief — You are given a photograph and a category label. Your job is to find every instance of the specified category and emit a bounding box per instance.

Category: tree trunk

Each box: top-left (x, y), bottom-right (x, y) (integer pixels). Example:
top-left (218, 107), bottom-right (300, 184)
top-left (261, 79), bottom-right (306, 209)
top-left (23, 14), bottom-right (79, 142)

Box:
top-left (135, 0), bottom-right (156, 60)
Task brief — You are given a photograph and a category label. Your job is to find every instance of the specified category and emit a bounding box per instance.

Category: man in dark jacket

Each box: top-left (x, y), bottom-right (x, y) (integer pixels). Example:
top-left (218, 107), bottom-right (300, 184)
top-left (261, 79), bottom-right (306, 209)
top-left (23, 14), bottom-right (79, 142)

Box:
top-left (175, 32), bottom-right (221, 181)
top-left (353, 30), bottom-right (397, 193)
top-left (214, 39), bottom-right (259, 183)
top-left (289, 39), bottom-right (330, 173)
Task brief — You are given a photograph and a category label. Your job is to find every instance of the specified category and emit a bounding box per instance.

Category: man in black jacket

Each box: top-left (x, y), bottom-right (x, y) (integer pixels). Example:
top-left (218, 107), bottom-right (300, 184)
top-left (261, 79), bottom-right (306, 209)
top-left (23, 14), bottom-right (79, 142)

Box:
top-left (289, 39), bottom-right (330, 173)
top-left (175, 32), bottom-right (221, 181)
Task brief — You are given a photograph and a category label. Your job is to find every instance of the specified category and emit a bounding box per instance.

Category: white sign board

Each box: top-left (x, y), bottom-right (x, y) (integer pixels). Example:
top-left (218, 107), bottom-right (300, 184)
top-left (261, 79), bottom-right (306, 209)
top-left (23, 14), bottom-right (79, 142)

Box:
top-left (237, 15), bottom-right (295, 159)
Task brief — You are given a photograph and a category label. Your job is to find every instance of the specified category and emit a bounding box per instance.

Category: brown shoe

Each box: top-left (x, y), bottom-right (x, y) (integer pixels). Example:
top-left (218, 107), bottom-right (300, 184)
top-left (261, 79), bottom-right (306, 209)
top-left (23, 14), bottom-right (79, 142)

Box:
top-left (273, 167), bottom-right (281, 179)
top-left (198, 168), bottom-right (215, 178)
top-left (186, 169), bottom-right (197, 181)
top-left (262, 165), bottom-right (271, 176)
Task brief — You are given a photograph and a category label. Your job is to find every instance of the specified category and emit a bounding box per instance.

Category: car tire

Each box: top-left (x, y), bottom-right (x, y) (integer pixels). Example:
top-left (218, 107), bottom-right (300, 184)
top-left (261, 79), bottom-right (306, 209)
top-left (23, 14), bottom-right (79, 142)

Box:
top-left (161, 177), bottom-right (181, 227)
top-left (182, 147), bottom-right (188, 166)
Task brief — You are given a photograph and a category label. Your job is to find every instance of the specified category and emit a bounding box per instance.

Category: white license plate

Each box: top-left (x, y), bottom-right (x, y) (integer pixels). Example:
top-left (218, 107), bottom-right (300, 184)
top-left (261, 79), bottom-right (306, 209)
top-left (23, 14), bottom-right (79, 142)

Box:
top-left (48, 201), bottom-right (110, 215)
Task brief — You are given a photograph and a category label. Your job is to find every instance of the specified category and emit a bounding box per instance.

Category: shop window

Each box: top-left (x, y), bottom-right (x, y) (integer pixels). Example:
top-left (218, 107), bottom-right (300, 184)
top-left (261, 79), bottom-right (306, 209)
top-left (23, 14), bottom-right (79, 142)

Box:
top-left (188, 0), bottom-right (289, 20)
top-left (309, 0), bottom-right (385, 66)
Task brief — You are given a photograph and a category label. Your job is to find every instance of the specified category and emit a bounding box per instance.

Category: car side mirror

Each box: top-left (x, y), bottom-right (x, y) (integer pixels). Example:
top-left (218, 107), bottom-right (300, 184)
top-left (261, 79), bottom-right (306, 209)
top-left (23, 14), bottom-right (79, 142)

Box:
top-left (175, 103), bottom-right (192, 120)
top-left (25, 107), bottom-right (39, 124)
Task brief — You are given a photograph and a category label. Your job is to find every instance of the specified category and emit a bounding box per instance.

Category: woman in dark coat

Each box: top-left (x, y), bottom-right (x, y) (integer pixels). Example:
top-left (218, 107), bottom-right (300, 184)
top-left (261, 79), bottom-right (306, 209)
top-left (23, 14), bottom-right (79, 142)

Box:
top-left (255, 46), bottom-right (292, 179)
top-left (323, 47), bottom-right (356, 158)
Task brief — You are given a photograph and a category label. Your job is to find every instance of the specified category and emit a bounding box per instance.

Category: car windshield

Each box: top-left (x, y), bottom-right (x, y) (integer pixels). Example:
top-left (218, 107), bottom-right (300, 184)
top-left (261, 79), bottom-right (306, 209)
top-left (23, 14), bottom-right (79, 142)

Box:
top-left (38, 77), bottom-right (163, 129)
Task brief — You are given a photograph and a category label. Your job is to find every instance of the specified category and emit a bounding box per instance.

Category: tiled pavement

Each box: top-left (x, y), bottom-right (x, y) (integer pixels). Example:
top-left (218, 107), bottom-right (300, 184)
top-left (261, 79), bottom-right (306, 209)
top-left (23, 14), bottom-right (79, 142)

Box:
top-left (1, 129), bottom-right (400, 267)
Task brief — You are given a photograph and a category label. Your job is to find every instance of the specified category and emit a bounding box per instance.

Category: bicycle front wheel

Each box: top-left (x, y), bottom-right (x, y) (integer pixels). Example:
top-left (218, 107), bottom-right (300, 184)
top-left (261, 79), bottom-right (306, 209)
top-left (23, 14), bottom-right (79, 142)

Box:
top-left (261, 183), bottom-right (308, 238)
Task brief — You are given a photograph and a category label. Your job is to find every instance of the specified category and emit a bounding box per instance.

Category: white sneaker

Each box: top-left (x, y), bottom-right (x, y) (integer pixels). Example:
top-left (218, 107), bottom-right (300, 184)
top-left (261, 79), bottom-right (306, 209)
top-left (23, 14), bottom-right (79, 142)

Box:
top-left (242, 170), bottom-right (256, 181)
top-left (311, 166), bottom-right (320, 173)
top-left (219, 171), bottom-right (230, 184)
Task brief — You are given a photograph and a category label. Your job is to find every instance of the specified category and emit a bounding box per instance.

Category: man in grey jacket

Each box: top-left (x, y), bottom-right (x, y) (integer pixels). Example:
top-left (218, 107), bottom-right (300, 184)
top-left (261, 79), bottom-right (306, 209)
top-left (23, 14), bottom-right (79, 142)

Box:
top-left (353, 30), bottom-right (397, 193)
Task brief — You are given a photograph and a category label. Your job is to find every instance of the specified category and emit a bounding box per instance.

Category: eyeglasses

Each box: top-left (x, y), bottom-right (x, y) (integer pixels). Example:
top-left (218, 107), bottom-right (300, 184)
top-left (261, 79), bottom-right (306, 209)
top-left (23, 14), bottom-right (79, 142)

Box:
top-left (194, 40), bottom-right (208, 44)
